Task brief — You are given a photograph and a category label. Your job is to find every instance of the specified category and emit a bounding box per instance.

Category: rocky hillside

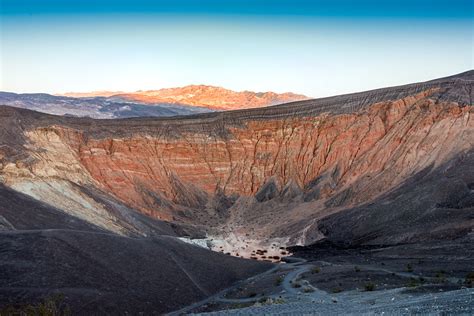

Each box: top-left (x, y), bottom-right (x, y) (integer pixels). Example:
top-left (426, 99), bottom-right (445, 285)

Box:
top-left (64, 85), bottom-right (310, 110)
top-left (0, 172), bottom-right (271, 315)
top-left (1, 71), bottom-right (473, 248)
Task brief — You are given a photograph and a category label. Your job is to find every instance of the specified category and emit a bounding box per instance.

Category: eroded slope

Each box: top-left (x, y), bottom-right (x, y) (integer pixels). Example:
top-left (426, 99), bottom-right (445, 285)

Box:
top-left (0, 71), bottom-right (473, 249)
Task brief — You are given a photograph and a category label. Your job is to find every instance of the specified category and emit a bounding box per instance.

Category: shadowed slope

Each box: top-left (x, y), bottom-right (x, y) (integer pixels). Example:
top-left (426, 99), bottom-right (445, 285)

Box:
top-left (0, 230), bottom-right (272, 314)
top-left (0, 185), bottom-right (272, 314)
top-left (317, 149), bottom-right (474, 247)
top-left (0, 184), bottom-right (102, 232)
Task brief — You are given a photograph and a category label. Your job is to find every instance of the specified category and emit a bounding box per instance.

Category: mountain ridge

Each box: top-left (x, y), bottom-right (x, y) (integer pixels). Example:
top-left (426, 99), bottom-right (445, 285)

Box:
top-left (60, 84), bottom-right (310, 110)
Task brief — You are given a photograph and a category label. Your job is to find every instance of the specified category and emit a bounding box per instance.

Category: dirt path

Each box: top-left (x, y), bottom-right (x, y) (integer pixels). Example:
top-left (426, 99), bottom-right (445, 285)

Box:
top-left (168, 256), bottom-right (472, 315)
top-left (167, 264), bottom-right (280, 315)
top-left (167, 257), bottom-right (333, 315)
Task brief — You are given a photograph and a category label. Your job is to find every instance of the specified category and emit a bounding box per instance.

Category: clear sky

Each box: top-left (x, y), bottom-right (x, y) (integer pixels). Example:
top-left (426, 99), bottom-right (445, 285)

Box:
top-left (1, 0), bottom-right (472, 97)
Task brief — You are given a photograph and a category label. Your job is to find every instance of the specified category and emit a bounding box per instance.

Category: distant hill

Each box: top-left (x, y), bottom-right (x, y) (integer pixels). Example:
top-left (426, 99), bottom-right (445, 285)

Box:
top-left (61, 85), bottom-right (310, 110)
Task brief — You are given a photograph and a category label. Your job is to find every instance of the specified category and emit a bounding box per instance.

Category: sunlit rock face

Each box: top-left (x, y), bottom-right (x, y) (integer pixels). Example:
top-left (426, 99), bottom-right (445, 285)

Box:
top-left (1, 71), bottom-right (473, 247)
top-left (103, 85), bottom-right (310, 110)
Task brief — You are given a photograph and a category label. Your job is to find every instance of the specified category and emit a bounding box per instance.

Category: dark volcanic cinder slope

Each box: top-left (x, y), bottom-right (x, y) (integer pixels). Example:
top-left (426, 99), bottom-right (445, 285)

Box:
top-left (317, 149), bottom-right (474, 247)
top-left (0, 184), bottom-right (102, 232)
top-left (0, 230), bottom-right (271, 314)
top-left (0, 185), bottom-right (271, 314)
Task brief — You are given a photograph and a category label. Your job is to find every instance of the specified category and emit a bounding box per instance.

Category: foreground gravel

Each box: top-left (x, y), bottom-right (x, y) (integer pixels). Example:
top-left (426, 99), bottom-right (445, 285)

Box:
top-left (194, 287), bottom-right (474, 315)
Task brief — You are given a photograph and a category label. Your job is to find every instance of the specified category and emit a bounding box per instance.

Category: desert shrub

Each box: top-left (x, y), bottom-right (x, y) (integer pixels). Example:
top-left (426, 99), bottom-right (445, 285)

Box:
top-left (230, 303), bottom-right (251, 309)
top-left (364, 283), bottom-right (375, 291)
top-left (407, 277), bottom-right (419, 288)
top-left (435, 270), bottom-right (447, 283)
top-left (311, 267), bottom-right (320, 274)
top-left (275, 275), bottom-right (284, 286)
top-left (258, 297), bottom-right (268, 303)
top-left (0, 294), bottom-right (71, 316)
top-left (332, 287), bottom-right (342, 293)
top-left (465, 272), bottom-right (474, 286)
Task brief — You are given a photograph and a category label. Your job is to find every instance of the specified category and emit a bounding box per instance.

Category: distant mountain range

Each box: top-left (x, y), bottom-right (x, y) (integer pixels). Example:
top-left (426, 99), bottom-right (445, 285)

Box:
top-left (0, 86), bottom-right (308, 119)
top-left (0, 91), bottom-right (212, 119)
top-left (60, 85), bottom-right (310, 110)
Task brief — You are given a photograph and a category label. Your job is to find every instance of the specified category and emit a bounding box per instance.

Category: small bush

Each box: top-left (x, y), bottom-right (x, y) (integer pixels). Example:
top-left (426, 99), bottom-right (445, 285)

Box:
top-left (364, 283), bottom-right (376, 291)
top-left (406, 264), bottom-right (413, 272)
top-left (311, 267), bottom-right (320, 274)
top-left (332, 287), bottom-right (342, 293)
top-left (435, 271), bottom-right (447, 283)
top-left (248, 292), bottom-right (257, 298)
top-left (465, 272), bottom-right (474, 287)
top-left (292, 282), bottom-right (302, 288)
top-left (0, 294), bottom-right (71, 316)
top-left (354, 266), bottom-right (361, 272)
top-left (275, 276), bottom-right (284, 286)
top-left (407, 277), bottom-right (419, 288)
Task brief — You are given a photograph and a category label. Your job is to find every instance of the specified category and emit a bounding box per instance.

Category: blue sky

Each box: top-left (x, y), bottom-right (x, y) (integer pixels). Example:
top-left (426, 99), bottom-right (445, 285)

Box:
top-left (1, 0), bottom-right (472, 97)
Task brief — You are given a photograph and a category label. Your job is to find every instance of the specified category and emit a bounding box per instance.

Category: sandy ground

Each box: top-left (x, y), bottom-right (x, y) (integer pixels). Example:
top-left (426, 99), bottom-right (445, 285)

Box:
top-left (179, 233), bottom-right (292, 262)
